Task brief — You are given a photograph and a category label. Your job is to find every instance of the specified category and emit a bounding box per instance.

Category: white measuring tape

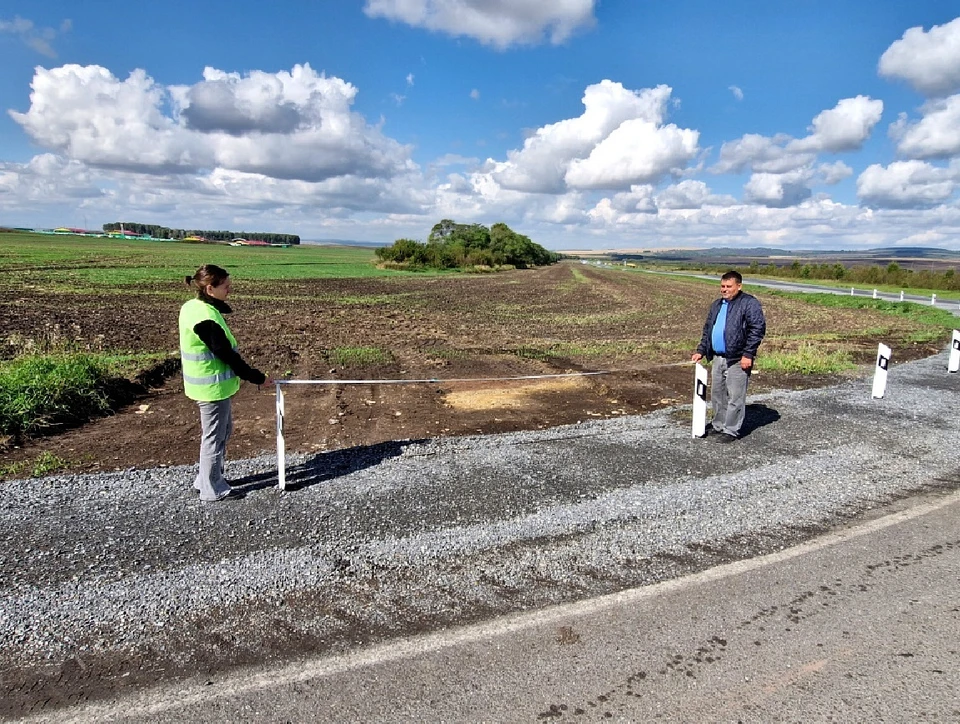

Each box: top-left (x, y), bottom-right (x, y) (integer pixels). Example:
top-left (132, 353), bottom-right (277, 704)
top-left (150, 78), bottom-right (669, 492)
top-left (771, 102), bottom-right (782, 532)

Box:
top-left (272, 363), bottom-right (695, 489)
top-left (274, 370), bottom-right (613, 386)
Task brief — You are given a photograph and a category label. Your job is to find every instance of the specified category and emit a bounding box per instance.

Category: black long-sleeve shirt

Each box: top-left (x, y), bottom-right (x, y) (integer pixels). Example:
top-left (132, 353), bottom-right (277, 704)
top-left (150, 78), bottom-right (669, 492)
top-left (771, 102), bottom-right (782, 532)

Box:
top-left (193, 297), bottom-right (266, 385)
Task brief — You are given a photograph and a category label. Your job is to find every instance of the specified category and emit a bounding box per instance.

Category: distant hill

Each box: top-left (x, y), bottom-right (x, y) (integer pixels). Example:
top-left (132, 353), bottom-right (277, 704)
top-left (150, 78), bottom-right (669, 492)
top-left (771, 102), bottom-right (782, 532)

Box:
top-left (302, 238), bottom-right (389, 248)
top-left (606, 246), bottom-right (959, 262)
top-left (795, 246), bottom-right (959, 259)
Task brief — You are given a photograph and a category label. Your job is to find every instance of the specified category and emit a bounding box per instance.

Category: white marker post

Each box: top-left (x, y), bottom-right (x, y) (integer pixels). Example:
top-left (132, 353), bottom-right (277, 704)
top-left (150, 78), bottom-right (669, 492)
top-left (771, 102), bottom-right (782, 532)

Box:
top-left (931, 293), bottom-right (937, 306)
top-left (872, 289), bottom-right (878, 299)
top-left (850, 287), bottom-right (855, 296)
top-left (692, 362), bottom-right (708, 438)
top-left (275, 383), bottom-right (287, 490)
top-left (900, 291), bottom-right (904, 302)
top-left (872, 343), bottom-right (892, 399)
top-left (949, 330), bottom-right (960, 373)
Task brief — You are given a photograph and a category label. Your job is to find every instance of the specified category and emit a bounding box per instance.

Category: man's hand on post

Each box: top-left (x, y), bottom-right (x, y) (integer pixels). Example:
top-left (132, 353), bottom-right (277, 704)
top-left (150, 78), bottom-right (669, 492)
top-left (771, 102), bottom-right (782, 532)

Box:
top-left (691, 353), bottom-right (703, 363)
top-left (740, 356), bottom-right (753, 371)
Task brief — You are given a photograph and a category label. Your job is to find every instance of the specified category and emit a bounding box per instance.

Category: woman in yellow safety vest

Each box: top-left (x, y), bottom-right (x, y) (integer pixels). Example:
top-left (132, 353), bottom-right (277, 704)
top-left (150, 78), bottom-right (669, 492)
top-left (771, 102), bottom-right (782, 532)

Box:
top-left (179, 264), bottom-right (267, 502)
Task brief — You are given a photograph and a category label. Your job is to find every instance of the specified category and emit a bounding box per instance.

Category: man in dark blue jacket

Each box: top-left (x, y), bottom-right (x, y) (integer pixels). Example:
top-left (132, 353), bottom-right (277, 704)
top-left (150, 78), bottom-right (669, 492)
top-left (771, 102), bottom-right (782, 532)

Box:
top-left (691, 270), bottom-right (766, 442)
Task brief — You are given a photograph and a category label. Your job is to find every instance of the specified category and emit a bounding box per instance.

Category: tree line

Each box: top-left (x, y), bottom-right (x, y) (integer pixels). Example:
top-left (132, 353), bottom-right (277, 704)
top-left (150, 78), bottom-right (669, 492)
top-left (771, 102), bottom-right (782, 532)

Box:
top-left (700, 259), bottom-right (960, 292)
top-left (376, 220), bottom-right (561, 270)
top-left (102, 222), bottom-right (300, 245)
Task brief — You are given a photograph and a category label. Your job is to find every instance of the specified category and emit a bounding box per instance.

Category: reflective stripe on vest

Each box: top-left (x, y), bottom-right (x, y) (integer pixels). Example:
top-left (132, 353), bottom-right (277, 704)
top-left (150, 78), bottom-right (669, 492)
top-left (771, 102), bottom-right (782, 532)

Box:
top-left (180, 347), bottom-right (238, 362)
top-left (182, 369), bottom-right (238, 386)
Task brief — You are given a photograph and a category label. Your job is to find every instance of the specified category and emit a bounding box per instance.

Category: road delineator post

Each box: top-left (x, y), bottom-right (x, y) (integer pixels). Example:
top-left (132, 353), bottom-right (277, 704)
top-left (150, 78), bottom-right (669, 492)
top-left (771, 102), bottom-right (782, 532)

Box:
top-left (276, 383), bottom-right (286, 490)
top-left (872, 343), bottom-right (892, 399)
top-left (949, 330), bottom-right (960, 373)
top-left (692, 362), bottom-right (708, 438)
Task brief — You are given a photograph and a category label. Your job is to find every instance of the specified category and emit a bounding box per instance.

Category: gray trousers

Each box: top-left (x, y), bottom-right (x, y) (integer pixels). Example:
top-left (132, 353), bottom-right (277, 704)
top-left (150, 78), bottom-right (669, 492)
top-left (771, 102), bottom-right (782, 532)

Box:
top-left (193, 397), bottom-right (233, 502)
top-left (710, 357), bottom-right (750, 437)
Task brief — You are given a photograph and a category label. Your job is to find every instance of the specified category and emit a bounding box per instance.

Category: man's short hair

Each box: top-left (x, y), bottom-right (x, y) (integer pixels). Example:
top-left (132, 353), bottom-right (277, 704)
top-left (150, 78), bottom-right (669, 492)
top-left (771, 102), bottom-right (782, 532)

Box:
top-left (721, 270), bottom-right (742, 284)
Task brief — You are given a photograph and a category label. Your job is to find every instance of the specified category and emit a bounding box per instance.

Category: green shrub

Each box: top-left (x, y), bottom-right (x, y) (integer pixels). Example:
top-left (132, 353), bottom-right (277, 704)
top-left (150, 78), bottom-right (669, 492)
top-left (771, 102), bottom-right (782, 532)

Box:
top-left (0, 353), bottom-right (113, 438)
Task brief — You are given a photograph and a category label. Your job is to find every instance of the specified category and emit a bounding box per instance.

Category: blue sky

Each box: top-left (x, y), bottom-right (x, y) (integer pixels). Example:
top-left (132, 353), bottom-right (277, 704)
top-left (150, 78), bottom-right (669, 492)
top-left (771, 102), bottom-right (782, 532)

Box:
top-left (2, 1), bottom-right (960, 250)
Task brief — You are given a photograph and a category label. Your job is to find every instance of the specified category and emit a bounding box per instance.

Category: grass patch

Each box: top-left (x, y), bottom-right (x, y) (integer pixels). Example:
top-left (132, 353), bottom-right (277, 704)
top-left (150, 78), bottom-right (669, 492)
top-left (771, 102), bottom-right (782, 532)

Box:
top-left (328, 346), bottom-right (393, 367)
top-left (0, 451), bottom-right (72, 479)
top-left (905, 328), bottom-right (947, 343)
top-left (766, 290), bottom-right (957, 324)
top-left (0, 352), bottom-right (115, 438)
top-left (767, 291), bottom-right (957, 346)
top-left (0, 231), bottom-right (428, 292)
top-left (499, 341), bottom-right (657, 359)
top-left (756, 343), bottom-right (855, 374)
top-left (426, 347), bottom-right (470, 361)
top-left (336, 294), bottom-right (409, 306)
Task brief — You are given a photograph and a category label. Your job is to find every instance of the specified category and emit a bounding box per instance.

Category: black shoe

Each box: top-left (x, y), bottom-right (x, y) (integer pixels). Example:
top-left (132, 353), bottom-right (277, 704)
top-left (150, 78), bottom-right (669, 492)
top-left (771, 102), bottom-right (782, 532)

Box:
top-left (713, 433), bottom-right (738, 444)
top-left (213, 489), bottom-right (246, 502)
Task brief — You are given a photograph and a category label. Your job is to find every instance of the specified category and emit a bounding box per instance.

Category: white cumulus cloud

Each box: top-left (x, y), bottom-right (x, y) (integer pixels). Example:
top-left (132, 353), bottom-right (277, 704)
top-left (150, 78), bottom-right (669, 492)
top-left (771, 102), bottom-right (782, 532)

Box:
top-left (9, 63), bottom-right (415, 183)
top-left (606, 185), bottom-right (658, 214)
top-left (713, 97), bottom-right (883, 210)
top-left (0, 153), bottom-right (102, 203)
top-left (565, 119), bottom-right (698, 190)
top-left (362, 0), bottom-right (597, 48)
top-left (714, 133), bottom-right (814, 174)
top-left (729, 85), bottom-right (744, 101)
top-left (878, 16), bottom-right (960, 96)
top-left (744, 169), bottom-right (814, 208)
top-left (857, 160), bottom-right (958, 209)
top-left (788, 96), bottom-right (884, 153)
top-left (890, 94), bottom-right (960, 159)
top-left (656, 180), bottom-right (737, 209)
top-left (488, 81), bottom-right (698, 193)
top-left (817, 161), bottom-right (853, 185)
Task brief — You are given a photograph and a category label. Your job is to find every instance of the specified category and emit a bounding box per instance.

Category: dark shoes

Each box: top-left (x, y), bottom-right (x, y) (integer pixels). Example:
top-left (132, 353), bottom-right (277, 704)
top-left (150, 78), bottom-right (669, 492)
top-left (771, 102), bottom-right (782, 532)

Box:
top-left (200, 488), bottom-right (246, 503)
top-left (712, 432), bottom-right (738, 443)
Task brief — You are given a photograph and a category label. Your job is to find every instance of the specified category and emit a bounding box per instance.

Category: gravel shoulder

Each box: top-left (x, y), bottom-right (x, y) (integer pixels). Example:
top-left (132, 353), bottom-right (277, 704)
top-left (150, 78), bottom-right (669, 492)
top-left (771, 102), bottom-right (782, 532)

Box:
top-left (3, 350), bottom-right (959, 720)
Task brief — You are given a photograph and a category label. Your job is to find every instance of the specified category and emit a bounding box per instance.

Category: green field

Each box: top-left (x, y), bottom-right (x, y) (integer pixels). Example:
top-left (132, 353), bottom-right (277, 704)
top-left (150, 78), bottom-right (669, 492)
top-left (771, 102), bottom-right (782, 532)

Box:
top-left (0, 230), bottom-right (403, 289)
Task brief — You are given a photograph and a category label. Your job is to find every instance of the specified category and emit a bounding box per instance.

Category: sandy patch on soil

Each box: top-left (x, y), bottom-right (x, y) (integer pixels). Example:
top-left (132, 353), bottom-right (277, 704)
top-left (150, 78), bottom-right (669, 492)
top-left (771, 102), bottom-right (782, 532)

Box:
top-left (443, 377), bottom-right (590, 411)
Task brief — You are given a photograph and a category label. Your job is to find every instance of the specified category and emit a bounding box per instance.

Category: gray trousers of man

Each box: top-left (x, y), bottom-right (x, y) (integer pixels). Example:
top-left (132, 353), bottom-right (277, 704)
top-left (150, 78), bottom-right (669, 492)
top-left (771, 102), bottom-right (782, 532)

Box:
top-left (193, 398), bottom-right (234, 502)
top-left (710, 356), bottom-right (750, 437)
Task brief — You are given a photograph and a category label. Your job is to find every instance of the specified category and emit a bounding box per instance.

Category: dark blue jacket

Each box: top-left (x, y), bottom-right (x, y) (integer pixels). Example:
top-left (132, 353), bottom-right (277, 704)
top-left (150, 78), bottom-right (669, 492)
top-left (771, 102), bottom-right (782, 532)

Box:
top-left (697, 291), bottom-right (766, 361)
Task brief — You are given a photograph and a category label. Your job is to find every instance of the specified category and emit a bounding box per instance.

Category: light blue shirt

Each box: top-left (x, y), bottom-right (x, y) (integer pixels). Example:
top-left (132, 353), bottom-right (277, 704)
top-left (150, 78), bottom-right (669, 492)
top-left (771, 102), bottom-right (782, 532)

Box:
top-left (711, 300), bottom-right (728, 354)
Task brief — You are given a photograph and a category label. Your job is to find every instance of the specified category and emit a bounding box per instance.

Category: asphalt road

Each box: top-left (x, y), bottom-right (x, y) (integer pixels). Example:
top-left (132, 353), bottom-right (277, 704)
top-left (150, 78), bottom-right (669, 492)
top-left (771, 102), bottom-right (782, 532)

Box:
top-left (44, 489), bottom-right (960, 723)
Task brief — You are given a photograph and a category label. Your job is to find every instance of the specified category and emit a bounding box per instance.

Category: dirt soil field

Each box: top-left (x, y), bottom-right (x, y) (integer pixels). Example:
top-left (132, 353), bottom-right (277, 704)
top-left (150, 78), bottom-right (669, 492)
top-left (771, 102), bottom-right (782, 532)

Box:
top-left (0, 262), bottom-right (944, 478)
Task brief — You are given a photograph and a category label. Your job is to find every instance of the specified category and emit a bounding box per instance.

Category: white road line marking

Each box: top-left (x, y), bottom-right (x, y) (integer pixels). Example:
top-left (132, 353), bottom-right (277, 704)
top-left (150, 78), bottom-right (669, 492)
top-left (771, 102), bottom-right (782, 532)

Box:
top-left (40, 489), bottom-right (960, 723)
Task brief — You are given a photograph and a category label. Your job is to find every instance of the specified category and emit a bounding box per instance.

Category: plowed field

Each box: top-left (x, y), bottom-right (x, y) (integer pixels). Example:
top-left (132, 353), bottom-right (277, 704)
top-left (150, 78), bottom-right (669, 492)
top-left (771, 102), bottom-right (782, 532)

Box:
top-left (0, 261), bottom-right (944, 477)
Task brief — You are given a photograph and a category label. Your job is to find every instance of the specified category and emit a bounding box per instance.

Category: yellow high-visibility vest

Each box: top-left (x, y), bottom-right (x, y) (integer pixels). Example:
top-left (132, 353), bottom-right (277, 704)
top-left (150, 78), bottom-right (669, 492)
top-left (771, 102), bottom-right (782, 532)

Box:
top-left (178, 298), bottom-right (241, 401)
